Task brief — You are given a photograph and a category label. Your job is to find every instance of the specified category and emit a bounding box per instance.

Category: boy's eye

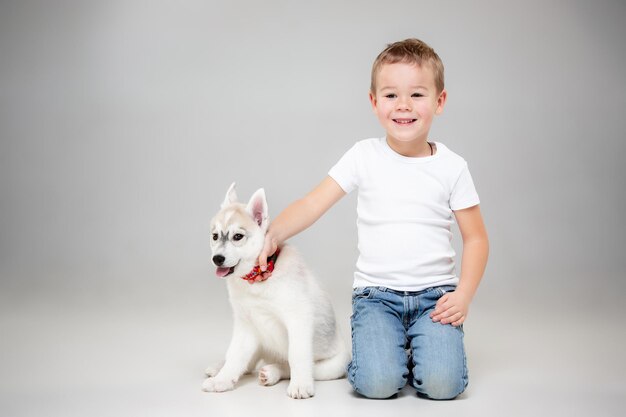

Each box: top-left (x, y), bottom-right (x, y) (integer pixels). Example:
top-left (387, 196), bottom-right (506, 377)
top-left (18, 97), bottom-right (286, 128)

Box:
top-left (212, 233), bottom-right (218, 241)
top-left (384, 94), bottom-right (397, 99)
top-left (233, 233), bottom-right (244, 241)
top-left (412, 93), bottom-right (424, 98)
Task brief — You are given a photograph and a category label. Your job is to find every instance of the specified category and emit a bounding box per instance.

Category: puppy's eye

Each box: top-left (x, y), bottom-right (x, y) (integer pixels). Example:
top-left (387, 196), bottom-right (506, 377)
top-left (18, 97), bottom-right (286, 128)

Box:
top-left (212, 233), bottom-right (218, 241)
top-left (233, 233), bottom-right (244, 241)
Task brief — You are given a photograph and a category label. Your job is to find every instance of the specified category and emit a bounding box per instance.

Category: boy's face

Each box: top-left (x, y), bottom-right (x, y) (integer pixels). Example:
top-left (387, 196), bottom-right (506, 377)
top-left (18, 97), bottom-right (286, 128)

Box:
top-left (369, 62), bottom-right (447, 149)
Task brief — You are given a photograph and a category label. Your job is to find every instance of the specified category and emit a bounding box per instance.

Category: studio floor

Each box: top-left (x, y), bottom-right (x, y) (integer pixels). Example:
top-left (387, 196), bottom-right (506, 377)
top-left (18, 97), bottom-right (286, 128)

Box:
top-left (1, 277), bottom-right (624, 417)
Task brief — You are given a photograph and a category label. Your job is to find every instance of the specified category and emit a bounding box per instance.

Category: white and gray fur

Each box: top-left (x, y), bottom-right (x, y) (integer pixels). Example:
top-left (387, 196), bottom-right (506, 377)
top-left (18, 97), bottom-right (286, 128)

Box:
top-left (203, 183), bottom-right (350, 399)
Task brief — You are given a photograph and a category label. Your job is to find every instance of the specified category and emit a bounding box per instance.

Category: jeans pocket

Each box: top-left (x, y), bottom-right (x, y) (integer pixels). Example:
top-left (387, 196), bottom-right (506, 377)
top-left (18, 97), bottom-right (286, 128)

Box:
top-left (436, 285), bottom-right (457, 298)
top-left (352, 286), bottom-right (377, 301)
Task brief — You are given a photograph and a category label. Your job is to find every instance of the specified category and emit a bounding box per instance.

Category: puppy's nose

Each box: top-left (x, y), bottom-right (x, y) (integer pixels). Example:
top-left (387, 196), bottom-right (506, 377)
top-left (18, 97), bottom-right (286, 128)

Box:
top-left (212, 255), bottom-right (225, 266)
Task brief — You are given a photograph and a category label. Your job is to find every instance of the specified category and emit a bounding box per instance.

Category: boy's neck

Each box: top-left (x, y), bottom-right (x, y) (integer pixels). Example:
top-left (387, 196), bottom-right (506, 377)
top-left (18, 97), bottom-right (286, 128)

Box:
top-left (386, 136), bottom-right (434, 158)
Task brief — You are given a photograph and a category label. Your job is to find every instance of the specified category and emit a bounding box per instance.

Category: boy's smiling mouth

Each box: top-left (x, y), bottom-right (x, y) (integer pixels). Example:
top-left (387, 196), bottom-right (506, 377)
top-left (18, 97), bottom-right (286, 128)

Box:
top-left (392, 118), bottom-right (417, 125)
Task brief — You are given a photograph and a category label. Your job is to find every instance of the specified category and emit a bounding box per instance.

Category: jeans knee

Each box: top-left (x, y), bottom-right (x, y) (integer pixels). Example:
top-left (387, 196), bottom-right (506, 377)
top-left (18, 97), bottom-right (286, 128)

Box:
top-left (416, 373), bottom-right (467, 400)
top-left (349, 364), bottom-right (406, 399)
top-left (351, 376), bottom-right (404, 399)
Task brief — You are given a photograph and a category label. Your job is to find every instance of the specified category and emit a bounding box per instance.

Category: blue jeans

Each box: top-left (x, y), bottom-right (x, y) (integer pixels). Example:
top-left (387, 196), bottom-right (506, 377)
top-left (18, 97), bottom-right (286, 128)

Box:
top-left (348, 285), bottom-right (468, 399)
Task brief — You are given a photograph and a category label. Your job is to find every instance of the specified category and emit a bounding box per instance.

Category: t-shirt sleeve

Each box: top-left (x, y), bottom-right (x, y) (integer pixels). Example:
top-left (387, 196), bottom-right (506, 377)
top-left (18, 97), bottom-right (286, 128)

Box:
top-left (450, 163), bottom-right (480, 211)
top-left (328, 143), bottom-right (359, 194)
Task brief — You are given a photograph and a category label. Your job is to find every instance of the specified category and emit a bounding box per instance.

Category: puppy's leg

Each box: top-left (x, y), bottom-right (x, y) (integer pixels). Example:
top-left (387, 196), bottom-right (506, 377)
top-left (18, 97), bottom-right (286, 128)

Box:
top-left (207, 356), bottom-right (259, 377)
top-left (285, 320), bottom-right (315, 399)
top-left (202, 320), bottom-right (259, 393)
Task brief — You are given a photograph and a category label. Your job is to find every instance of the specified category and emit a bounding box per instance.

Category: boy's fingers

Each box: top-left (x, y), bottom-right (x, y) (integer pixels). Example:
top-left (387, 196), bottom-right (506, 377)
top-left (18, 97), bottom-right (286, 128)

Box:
top-left (433, 295), bottom-right (448, 311)
top-left (252, 272), bottom-right (271, 283)
top-left (431, 310), bottom-right (444, 322)
top-left (258, 252), bottom-right (268, 271)
top-left (431, 305), bottom-right (455, 321)
top-left (441, 311), bottom-right (462, 324)
top-left (248, 276), bottom-right (262, 285)
top-left (451, 315), bottom-right (466, 327)
top-left (431, 299), bottom-right (449, 318)
top-left (259, 247), bottom-right (279, 272)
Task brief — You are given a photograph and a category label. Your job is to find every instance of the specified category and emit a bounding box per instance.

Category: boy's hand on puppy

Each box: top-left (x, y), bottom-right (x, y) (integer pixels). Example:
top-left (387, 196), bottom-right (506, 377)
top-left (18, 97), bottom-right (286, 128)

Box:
top-left (252, 234), bottom-right (278, 284)
top-left (430, 290), bottom-right (471, 327)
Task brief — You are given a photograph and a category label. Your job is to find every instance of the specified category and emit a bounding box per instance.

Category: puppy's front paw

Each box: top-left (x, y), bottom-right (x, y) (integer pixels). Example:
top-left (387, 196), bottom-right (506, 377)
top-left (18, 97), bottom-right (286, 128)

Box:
top-left (202, 377), bottom-right (235, 393)
top-left (287, 380), bottom-right (315, 399)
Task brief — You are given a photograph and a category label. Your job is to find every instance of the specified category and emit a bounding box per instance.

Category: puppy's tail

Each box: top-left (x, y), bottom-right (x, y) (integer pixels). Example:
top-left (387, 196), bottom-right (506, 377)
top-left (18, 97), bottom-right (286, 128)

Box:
top-left (313, 346), bottom-right (351, 381)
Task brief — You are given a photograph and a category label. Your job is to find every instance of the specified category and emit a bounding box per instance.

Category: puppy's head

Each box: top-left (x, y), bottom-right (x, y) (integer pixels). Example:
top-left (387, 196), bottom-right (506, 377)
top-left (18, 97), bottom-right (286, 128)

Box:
top-left (210, 182), bottom-right (268, 278)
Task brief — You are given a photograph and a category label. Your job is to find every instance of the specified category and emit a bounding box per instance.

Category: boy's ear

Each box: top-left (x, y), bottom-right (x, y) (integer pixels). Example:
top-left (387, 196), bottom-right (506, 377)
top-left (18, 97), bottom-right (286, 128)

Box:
top-left (369, 91), bottom-right (378, 111)
top-left (221, 182), bottom-right (238, 208)
top-left (435, 89), bottom-right (448, 115)
top-left (246, 188), bottom-right (269, 230)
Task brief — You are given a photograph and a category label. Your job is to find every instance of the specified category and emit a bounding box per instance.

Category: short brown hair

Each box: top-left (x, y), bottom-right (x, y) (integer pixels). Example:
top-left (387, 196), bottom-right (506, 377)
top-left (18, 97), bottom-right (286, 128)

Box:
top-left (370, 38), bottom-right (445, 94)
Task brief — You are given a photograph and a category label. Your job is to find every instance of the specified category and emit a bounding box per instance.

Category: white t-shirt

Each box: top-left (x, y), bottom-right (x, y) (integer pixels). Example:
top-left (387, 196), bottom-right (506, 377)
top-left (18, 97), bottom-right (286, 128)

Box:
top-left (328, 138), bottom-right (480, 292)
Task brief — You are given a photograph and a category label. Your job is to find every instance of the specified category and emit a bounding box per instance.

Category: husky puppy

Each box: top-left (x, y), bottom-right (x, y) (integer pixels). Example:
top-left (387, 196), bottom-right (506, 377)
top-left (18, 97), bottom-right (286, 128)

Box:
top-left (203, 183), bottom-right (350, 399)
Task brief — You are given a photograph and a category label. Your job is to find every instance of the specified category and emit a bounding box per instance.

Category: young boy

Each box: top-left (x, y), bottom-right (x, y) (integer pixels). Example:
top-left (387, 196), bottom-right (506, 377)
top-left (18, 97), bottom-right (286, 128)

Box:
top-left (254, 38), bottom-right (488, 400)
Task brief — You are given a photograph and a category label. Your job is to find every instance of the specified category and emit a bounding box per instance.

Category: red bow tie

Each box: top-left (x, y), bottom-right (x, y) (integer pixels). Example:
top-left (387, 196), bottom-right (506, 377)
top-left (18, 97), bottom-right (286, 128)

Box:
top-left (241, 248), bottom-right (280, 282)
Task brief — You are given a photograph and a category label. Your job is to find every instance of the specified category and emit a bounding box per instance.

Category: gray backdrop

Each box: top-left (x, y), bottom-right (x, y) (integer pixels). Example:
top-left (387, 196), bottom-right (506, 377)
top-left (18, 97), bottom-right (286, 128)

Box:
top-left (1, 1), bottom-right (625, 416)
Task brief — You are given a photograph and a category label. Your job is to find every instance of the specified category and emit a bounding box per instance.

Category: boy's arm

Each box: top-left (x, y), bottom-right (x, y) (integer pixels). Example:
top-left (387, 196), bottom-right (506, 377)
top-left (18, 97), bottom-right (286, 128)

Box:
top-left (254, 176), bottom-right (346, 282)
top-left (431, 205), bottom-right (489, 326)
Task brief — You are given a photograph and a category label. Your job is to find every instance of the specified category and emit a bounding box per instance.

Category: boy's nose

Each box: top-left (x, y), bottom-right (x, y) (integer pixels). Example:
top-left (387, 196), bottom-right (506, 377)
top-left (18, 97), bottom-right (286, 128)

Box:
top-left (396, 98), bottom-right (412, 111)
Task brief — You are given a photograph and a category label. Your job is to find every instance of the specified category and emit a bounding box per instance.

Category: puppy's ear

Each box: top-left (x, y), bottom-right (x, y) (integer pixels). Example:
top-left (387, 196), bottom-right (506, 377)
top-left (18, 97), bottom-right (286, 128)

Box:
top-left (221, 182), bottom-right (238, 208)
top-left (246, 188), bottom-right (269, 230)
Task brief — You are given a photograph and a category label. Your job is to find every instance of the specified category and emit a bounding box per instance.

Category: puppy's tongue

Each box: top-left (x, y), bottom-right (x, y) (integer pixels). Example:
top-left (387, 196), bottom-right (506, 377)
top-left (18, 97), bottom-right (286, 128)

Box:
top-left (216, 267), bottom-right (231, 278)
